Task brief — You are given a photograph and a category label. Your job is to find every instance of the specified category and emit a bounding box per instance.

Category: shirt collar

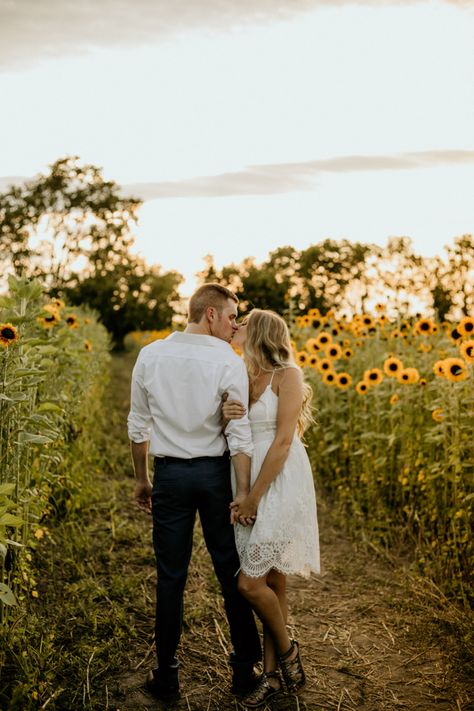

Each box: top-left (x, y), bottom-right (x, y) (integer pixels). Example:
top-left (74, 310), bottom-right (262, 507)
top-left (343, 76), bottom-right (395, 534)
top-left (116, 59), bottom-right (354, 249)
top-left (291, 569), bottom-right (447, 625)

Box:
top-left (166, 331), bottom-right (232, 349)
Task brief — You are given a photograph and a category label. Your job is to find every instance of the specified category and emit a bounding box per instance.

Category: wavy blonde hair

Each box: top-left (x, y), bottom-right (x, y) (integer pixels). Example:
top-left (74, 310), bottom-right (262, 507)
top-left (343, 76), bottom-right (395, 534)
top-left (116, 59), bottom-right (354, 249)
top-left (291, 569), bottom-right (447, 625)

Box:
top-left (242, 309), bottom-right (314, 436)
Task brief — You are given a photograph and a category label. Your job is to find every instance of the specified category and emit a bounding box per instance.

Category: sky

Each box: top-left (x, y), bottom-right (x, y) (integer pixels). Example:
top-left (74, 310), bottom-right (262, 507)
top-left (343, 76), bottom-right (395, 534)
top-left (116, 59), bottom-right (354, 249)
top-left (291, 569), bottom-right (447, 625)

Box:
top-left (0, 0), bottom-right (473, 294)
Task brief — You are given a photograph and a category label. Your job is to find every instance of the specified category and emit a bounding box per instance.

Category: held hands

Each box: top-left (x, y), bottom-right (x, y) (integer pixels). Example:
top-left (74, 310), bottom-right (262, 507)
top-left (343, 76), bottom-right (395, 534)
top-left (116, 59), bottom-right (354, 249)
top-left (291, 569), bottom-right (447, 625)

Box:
top-left (230, 492), bottom-right (259, 527)
top-left (134, 480), bottom-right (152, 514)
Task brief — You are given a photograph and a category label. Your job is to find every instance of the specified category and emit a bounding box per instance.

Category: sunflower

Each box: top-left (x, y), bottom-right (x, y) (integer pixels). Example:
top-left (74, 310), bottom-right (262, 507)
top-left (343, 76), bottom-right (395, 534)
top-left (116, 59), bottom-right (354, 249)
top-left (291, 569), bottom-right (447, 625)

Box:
top-left (317, 358), bottom-right (333, 373)
top-left (343, 348), bottom-right (353, 359)
top-left (356, 381), bottom-right (368, 395)
top-left (414, 318), bottom-right (435, 336)
top-left (311, 318), bottom-right (324, 329)
top-left (306, 338), bottom-right (321, 354)
top-left (443, 357), bottom-right (468, 382)
top-left (308, 354), bottom-right (319, 368)
top-left (458, 316), bottom-right (474, 338)
top-left (431, 408), bottom-right (444, 423)
top-left (300, 315), bottom-right (311, 328)
top-left (433, 360), bottom-right (447, 377)
top-left (316, 332), bottom-right (332, 347)
top-left (65, 314), bottom-right (79, 329)
top-left (84, 339), bottom-right (93, 352)
top-left (375, 303), bottom-right (386, 313)
top-left (49, 298), bottom-right (65, 310)
top-left (390, 393), bottom-right (399, 406)
top-left (330, 326), bottom-right (342, 337)
top-left (325, 310), bottom-right (335, 319)
top-left (390, 329), bottom-right (400, 339)
top-left (384, 356), bottom-right (403, 377)
top-left (460, 340), bottom-right (474, 363)
top-left (404, 367), bottom-right (420, 384)
top-left (336, 372), bottom-right (352, 389)
top-left (418, 342), bottom-right (432, 353)
top-left (363, 368), bottom-right (384, 386)
top-left (361, 315), bottom-right (375, 328)
top-left (419, 378), bottom-right (427, 386)
top-left (450, 327), bottom-right (462, 341)
top-left (325, 343), bottom-right (343, 360)
top-left (308, 308), bottom-right (321, 318)
top-left (323, 371), bottom-right (337, 386)
top-left (397, 369), bottom-right (411, 384)
top-left (0, 323), bottom-right (20, 347)
top-left (296, 351), bottom-right (309, 367)
top-left (378, 315), bottom-right (389, 326)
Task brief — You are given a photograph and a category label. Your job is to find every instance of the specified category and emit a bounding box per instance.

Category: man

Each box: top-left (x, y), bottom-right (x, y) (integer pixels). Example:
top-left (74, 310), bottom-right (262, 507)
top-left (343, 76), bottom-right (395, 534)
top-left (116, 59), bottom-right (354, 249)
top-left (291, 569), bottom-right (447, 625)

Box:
top-left (127, 283), bottom-right (261, 702)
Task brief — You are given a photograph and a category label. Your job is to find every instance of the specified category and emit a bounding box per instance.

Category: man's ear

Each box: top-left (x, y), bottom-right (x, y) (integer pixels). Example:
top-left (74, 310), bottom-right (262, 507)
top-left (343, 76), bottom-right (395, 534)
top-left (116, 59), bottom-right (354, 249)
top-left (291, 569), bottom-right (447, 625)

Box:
top-left (206, 306), bottom-right (216, 323)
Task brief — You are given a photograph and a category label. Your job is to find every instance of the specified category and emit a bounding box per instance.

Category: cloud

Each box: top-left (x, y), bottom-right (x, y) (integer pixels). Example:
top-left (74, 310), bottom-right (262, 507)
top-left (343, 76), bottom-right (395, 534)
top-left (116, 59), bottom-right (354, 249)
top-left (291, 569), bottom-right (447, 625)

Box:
top-left (122, 149), bottom-right (474, 199)
top-left (0, 0), bottom-right (471, 70)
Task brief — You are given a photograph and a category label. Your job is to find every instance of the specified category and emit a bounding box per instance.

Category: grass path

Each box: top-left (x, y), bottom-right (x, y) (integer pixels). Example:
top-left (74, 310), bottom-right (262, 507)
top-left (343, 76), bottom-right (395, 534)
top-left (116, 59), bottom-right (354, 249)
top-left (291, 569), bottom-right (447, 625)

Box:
top-left (25, 352), bottom-right (472, 710)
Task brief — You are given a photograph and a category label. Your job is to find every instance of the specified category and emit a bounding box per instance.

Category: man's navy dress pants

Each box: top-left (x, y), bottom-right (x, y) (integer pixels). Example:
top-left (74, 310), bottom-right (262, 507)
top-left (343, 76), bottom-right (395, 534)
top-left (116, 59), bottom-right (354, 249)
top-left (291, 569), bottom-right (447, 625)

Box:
top-left (152, 454), bottom-right (261, 670)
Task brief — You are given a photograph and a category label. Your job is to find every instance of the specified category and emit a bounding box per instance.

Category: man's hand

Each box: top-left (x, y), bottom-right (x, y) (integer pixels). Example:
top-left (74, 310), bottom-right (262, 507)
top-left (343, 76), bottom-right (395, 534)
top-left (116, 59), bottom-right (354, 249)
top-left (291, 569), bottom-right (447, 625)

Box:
top-left (134, 480), bottom-right (152, 514)
top-left (230, 494), bottom-right (258, 526)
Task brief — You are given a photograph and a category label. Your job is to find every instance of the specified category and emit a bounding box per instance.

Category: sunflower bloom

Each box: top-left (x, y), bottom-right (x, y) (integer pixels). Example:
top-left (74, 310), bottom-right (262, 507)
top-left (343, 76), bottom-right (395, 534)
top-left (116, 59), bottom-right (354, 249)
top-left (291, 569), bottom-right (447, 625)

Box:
top-left (308, 308), bottom-right (321, 317)
top-left (316, 331), bottom-right (332, 347)
top-left (0, 323), bottom-right (20, 348)
top-left (336, 372), bottom-right (352, 389)
top-left (306, 338), bottom-right (321, 354)
top-left (458, 316), bottom-right (474, 338)
top-left (433, 360), bottom-right (447, 377)
top-left (390, 393), bottom-right (399, 406)
top-left (65, 314), bottom-right (79, 329)
top-left (404, 367), bottom-right (420, 384)
top-left (317, 358), bottom-right (333, 374)
top-left (432, 408), bottom-right (444, 423)
top-left (419, 378), bottom-right (427, 386)
top-left (444, 358), bottom-right (468, 382)
top-left (296, 351), bottom-right (309, 367)
top-left (325, 343), bottom-right (343, 360)
top-left (356, 381), bottom-right (368, 395)
top-left (343, 348), bottom-right (353, 359)
top-left (397, 369), bottom-right (412, 384)
top-left (84, 339), bottom-right (93, 352)
top-left (361, 315), bottom-right (375, 328)
top-left (384, 356), bottom-right (403, 377)
top-left (363, 368), bottom-right (384, 386)
top-left (322, 371), bottom-right (337, 386)
top-left (414, 318), bottom-right (435, 336)
top-left (459, 340), bottom-right (474, 363)
top-left (308, 354), bottom-right (319, 368)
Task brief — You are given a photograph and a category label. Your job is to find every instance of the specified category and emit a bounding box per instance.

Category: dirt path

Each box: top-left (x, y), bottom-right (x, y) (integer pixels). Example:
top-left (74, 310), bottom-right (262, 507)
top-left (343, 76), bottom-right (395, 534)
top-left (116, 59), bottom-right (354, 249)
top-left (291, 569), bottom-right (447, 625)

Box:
top-left (107, 353), bottom-right (472, 711)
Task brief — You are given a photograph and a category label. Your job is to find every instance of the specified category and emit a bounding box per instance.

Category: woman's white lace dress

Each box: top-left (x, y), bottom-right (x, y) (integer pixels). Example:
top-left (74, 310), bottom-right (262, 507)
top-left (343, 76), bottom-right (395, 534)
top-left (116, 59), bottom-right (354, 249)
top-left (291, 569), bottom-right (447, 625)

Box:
top-left (232, 379), bottom-right (320, 579)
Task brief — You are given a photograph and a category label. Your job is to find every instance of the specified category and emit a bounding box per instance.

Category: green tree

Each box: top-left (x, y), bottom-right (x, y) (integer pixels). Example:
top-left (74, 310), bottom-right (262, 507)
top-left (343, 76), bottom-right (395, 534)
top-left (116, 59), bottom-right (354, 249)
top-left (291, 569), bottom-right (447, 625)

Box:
top-left (0, 156), bottom-right (183, 345)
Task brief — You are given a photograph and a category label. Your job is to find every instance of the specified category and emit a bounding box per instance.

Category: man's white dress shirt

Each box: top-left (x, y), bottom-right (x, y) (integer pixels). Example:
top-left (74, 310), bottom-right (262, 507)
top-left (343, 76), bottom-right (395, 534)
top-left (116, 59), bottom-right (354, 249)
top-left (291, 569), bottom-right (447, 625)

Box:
top-left (127, 332), bottom-right (253, 459)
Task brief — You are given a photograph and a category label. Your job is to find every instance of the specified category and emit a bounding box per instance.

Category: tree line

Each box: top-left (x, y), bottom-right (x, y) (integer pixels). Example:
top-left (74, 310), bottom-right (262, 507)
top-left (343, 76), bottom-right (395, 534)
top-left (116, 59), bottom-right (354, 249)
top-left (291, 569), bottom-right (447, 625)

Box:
top-left (1, 157), bottom-right (472, 346)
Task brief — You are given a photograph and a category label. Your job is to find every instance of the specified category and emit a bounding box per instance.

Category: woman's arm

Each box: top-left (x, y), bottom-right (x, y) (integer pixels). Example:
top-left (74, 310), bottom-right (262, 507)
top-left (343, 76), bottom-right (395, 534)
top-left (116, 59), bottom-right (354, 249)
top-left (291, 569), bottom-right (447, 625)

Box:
top-left (235, 368), bottom-right (303, 520)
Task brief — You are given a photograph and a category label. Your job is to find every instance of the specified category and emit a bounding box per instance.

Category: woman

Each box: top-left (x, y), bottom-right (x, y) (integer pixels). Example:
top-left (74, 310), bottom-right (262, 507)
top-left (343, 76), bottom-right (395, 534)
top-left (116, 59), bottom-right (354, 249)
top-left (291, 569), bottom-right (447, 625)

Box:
top-left (224, 309), bottom-right (320, 708)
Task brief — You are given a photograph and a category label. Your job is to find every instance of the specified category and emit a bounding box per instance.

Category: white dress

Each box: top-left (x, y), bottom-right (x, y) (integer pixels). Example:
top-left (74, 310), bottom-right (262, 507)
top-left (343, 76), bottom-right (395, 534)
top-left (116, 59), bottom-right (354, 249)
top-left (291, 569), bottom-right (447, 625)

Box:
top-left (232, 375), bottom-right (320, 579)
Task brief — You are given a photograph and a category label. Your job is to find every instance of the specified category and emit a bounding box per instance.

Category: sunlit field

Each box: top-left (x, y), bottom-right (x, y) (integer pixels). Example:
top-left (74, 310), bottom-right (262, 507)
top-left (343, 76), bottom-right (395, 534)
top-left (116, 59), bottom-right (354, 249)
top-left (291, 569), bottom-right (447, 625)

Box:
top-left (292, 307), bottom-right (473, 605)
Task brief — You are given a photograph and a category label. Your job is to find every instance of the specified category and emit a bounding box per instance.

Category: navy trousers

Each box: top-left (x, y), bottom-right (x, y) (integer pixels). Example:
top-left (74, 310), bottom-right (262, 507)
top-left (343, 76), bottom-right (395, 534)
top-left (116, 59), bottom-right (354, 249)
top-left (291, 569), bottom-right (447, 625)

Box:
top-left (152, 454), bottom-right (261, 669)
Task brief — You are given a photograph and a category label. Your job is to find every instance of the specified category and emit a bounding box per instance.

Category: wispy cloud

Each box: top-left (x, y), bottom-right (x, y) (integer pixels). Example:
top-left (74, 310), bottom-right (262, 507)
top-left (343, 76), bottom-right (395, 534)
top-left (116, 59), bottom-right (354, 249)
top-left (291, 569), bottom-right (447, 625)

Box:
top-left (0, 0), bottom-right (471, 69)
top-left (122, 150), bottom-right (474, 199)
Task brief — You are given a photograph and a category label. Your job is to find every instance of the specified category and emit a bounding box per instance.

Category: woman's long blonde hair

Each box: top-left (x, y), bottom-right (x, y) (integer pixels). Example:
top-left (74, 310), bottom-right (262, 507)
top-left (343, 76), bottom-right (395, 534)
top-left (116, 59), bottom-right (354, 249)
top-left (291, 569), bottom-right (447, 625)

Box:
top-left (242, 309), bottom-right (314, 436)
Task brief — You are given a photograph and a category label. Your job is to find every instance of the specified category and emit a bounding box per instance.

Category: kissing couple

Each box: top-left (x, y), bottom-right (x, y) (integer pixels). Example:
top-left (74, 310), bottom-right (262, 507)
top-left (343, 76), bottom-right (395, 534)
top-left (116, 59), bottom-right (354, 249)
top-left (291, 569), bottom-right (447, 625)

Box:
top-left (128, 283), bottom-right (319, 707)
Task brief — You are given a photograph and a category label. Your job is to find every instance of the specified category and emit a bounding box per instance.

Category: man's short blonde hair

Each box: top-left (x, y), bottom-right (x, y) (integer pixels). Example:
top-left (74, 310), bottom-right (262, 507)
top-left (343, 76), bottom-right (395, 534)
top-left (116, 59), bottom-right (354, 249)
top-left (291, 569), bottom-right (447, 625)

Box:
top-left (188, 283), bottom-right (238, 324)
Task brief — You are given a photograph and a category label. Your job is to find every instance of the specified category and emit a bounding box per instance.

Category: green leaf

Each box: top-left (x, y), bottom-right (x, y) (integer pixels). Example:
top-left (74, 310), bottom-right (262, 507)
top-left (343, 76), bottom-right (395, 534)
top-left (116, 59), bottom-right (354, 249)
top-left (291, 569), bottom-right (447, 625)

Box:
top-left (35, 402), bottom-right (63, 413)
top-left (0, 583), bottom-right (18, 606)
top-left (0, 513), bottom-right (24, 526)
top-left (17, 432), bottom-right (53, 445)
top-left (0, 483), bottom-right (15, 496)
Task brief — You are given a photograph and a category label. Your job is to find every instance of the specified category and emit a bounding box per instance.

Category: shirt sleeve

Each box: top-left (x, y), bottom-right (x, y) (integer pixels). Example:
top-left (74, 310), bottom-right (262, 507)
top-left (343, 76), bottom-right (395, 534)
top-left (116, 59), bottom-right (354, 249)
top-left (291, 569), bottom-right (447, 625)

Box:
top-left (127, 352), bottom-right (153, 443)
top-left (222, 357), bottom-right (254, 458)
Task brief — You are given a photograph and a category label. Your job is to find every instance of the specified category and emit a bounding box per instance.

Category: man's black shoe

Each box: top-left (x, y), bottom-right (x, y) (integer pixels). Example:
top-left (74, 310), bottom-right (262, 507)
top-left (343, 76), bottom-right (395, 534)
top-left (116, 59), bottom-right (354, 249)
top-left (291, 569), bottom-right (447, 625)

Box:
top-left (145, 664), bottom-right (180, 702)
top-left (229, 653), bottom-right (260, 696)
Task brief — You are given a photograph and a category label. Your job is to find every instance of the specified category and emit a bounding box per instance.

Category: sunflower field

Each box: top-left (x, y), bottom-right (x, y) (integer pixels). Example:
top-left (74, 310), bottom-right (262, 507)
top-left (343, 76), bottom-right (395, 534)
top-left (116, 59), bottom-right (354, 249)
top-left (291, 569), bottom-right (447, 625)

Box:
top-left (0, 275), bottom-right (110, 624)
top-left (292, 307), bottom-right (474, 605)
